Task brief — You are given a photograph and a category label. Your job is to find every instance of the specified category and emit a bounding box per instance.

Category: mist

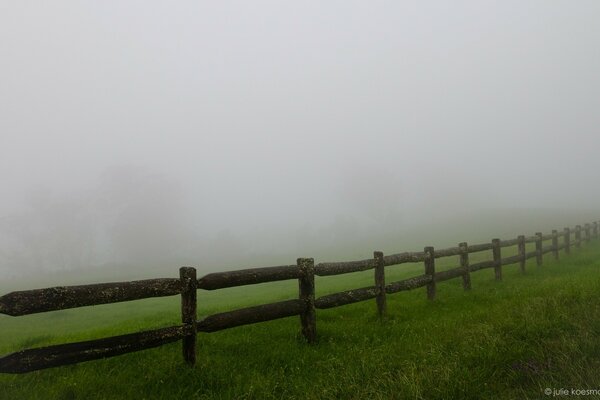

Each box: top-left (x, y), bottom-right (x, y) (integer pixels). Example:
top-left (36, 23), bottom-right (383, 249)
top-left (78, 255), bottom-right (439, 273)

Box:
top-left (2, 2), bottom-right (600, 284)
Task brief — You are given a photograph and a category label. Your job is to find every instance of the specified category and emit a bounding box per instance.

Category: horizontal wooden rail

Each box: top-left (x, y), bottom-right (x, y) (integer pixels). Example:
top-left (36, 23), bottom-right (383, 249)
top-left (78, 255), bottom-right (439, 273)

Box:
top-left (541, 233), bottom-right (554, 240)
top-left (197, 299), bottom-right (304, 332)
top-left (501, 255), bottom-right (524, 266)
top-left (385, 274), bottom-right (432, 294)
top-left (433, 247), bottom-right (461, 258)
top-left (523, 235), bottom-right (538, 244)
top-left (315, 287), bottom-right (377, 309)
top-left (525, 251), bottom-right (537, 260)
top-left (0, 324), bottom-right (192, 373)
top-left (434, 266), bottom-right (465, 282)
top-left (499, 238), bottom-right (518, 247)
top-left (383, 251), bottom-right (429, 266)
top-left (542, 245), bottom-right (555, 254)
top-left (469, 259), bottom-right (496, 272)
top-left (0, 279), bottom-right (182, 316)
top-left (315, 259), bottom-right (375, 276)
top-left (467, 242), bottom-right (493, 253)
top-left (197, 265), bottom-right (300, 290)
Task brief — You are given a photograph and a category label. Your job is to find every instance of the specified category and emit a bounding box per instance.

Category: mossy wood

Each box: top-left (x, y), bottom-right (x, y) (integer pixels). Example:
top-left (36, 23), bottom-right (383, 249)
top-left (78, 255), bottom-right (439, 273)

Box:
top-left (0, 279), bottom-right (182, 316)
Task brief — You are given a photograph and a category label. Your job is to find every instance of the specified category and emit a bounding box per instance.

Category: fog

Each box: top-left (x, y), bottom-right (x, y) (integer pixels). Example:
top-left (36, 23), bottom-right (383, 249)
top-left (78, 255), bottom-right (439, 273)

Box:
top-left (1, 2), bottom-right (600, 284)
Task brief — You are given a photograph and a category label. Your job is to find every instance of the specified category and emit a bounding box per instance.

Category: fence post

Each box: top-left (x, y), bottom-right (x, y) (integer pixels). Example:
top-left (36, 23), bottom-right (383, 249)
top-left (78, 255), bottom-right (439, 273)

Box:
top-left (518, 235), bottom-right (526, 273)
top-left (459, 242), bottom-right (471, 290)
top-left (492, 238), bottom-right (502, 281)
top-left (180, 267), bottom-right (197, 366)
top-left (424, 246), bottom-right (436, 300)
top-left (564, 227), bottom-right (571, 255)
top-left (575, 225), bottom-right (581, 248)
top-left (535, 232), bottom-right (543, 267)
top-left (585, 224), bottom-right (591, 242)
top-left (594, 222), bottom-right (598, 238)
top-left (298, 258), bottom-right (316, 343)
top-left (552, 229), bottom-right (559, 260)
top-left (374, 251), bottom-right (386, 318)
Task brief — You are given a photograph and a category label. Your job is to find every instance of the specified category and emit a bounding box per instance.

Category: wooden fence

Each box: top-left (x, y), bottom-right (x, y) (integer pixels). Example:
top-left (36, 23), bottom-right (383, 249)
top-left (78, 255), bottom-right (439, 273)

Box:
top-left (0, 221), bottom-right (598, 373)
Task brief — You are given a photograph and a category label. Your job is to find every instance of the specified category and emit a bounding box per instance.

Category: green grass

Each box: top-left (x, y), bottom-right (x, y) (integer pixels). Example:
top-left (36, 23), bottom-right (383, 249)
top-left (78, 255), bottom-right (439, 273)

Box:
top-left (2, 241), bottom-right (600, 399)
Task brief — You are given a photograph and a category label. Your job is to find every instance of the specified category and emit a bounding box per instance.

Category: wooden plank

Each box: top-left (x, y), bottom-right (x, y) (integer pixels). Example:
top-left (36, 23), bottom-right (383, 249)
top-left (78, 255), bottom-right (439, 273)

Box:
top-left (541, 233), bottom-right (554, 241)
top-left (467, 242), bottom-right (493, 253)
top-left (433, 247), bottom-right (461, 258)
top-left (434, 266), bottom-right (464, 283)
top-left (502, 254), bottom-right (524, 266)
top-left (499, 238), bottom-right (519, 247)
top-left (374, 251), bottom-right (386, 318)
top-left (0, 324), bottom-right (191, 373)
top-left (383, 251), bottom-right (429, 266)
top-left (298, 258), bottom-right (316, 343)
top-left (525, 251), bottom-right (537, 260)
top-left (564, 227), bottom-right (571, 255)
top-left (542, 245), bottom-right (554, 255)
top-left (492, 238), bottom-right (502, 281)
top-left (524, 235), bottom-right (538, 244)
top-left (470, 259), bottom-right (496, 272)
top-left (315, 287), bottom-right (377, 309)
top-left (0, 279), bottom-right (181, 316)
top-left (197, 265), bottom-right (300, 290)
top-left (180, 267), bottom-right (197, 366)
top-left (424, 246), bottom-right (436, 300)
top-left (575, 225), bottom-right (582, 248)
top-left (315, 259), bottom-right (375, 276)
top-left (197, 299), bottom-right (305, 333)
top-left (459, 242), bottom-right (471, 290)
top-left (385, 274), bottom-right (433, 294)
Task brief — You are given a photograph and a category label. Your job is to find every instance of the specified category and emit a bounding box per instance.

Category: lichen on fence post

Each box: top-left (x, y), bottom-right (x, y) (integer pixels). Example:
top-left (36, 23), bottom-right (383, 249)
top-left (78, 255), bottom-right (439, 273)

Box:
top-left (298, 258), bottom-right (316, 343)
top-left (424, 247), bottom-right (436, 300)
top-left (518, 235), bottom-right (526, 273)
top-left (535, 232), bottom-right (543, 267)
top-left (459, 242), bottom-right (471, 290)
top-left (492, 239), bottom-right (502, 281)
top-left (179, 267), bottom-right (197, 366)
top-left (373, 251), bottom-right (387, 318)
top-left (552, 230), bottom-right (559, 260)
top-left (564, 227), bottom-right (571, 255)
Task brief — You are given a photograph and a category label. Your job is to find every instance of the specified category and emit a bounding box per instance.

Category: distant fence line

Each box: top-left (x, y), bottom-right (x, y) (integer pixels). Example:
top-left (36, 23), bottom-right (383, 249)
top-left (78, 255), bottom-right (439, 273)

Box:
top-left (0, 222), bottom-right (598, 373)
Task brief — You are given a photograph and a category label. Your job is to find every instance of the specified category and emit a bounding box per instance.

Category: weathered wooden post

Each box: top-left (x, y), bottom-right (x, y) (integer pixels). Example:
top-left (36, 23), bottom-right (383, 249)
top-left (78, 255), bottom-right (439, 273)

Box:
top-left (564, 227), bottom-right (571, 255)
top-left (459, 242), bottom-right (471, 290)
top-left (518, 235), bottom-right (526, 273)
top-left (424, 246), bottom-right (436, 300)
top-left (374, 251), bottom-right (386, 318)
top-left (594, 222), bottom-right (598, 238)
top-left (492, 238), bottom-right (502, 281)
top-left (575, 225), bottom-right (581, 248)
top-left (298, 258), bottom-right (316, 343)
top-left (552, 229), bottom-right (559, 260)
top-left (585, 224), bottom-right (591, 242)
top-left (535, 232), bottom-right (543, 267)
top-left (180, 266), bottom-right (197, 366)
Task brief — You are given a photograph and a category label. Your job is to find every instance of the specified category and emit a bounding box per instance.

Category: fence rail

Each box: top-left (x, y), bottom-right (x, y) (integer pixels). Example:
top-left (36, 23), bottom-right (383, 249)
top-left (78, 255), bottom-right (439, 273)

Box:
top-left (1, 220), bottom-right (599, 373)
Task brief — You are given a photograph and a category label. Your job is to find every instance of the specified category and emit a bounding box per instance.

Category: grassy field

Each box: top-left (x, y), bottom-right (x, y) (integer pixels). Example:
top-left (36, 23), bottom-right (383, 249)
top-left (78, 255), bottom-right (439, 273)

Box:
top-left (2, 240), bottom-right (600, 399)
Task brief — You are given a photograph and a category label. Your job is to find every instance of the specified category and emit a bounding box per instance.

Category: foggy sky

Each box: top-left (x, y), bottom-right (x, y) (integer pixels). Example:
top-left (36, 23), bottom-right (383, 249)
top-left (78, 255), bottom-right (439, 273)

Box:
top-left (1, 2), bottom-right (600, 280)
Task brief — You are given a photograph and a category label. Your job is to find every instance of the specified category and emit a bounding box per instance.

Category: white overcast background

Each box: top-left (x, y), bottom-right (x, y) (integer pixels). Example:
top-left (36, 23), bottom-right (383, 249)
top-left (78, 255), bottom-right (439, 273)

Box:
top-left (1, 1), bottom-right (599, 282)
